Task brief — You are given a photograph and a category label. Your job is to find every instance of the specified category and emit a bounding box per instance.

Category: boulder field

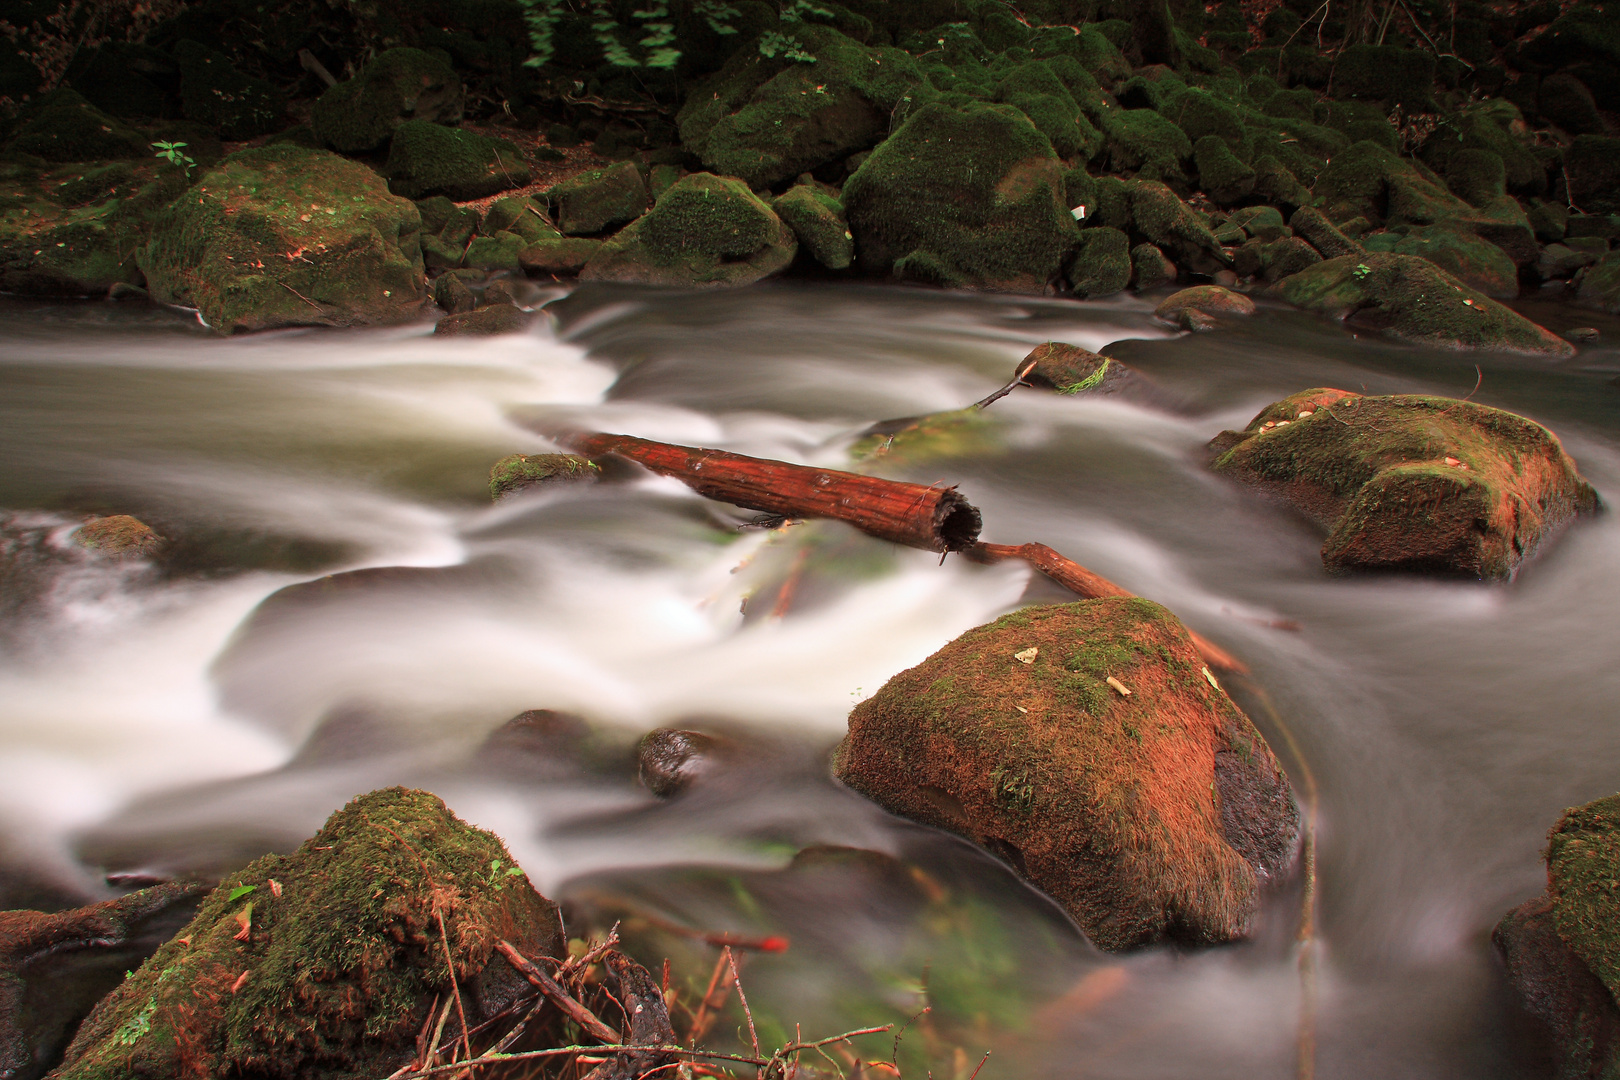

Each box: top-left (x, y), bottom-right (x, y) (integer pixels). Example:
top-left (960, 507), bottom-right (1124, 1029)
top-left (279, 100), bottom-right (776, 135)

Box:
top-left (0, 2), bottom-right (1613, 343)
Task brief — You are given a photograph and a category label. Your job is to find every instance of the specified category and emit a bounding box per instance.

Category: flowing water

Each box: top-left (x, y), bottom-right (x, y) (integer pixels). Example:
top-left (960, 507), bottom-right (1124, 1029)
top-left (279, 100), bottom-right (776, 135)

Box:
top-left (3, 283), bottom-right (1620, 1079)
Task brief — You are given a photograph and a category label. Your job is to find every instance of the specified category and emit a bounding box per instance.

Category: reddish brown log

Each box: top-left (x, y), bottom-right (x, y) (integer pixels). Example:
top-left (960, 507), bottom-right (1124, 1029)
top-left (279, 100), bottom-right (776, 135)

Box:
top-left (966, 541), bottom-right (1248, 674)
top-left (561, 432), bottom-right (983, 552)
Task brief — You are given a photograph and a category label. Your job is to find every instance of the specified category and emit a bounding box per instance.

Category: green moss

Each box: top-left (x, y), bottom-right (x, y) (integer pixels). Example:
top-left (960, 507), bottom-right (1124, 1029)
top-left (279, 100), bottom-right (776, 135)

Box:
top-left (1132, 242), bottom-right (1176, 289)
top-left (1126, 179), bottom-right (1228, 272)
top-left (1547, 793), bottom-right (1620, 1002)
top-left (482, 196), bottom-right (558, 243)
top-left (138, 145), bottom-right (426, 334)
top-left (490, 453), bottom-right (599, 500)
top-left (311, 48), bottom-right (464, 155)
top-left (1252, 154), bottom-right (1310, 210)
top-left (1165, 88), bottom-right (1246, 147)
top-left (1420, 101), bottom-right (1544, 197)
top-left (385, 121), bottom-right (531, 202)
top-left (1194, 135), bottom-right (1255, 204)
top-left (842, 100), bottom-right (1077, 292)
top-left (518, 236), bottom-right (603, 275)
top-left (54, 788), bottom-right (565, 1080)
top-left (1098, 105), bottom-right (1193, 185)
top-left (771, 184), bottom-right (853, 269)
top-left (848, 407), bottom-right (999, 465)
top-left (463, 231), bottom-right (525, 274)
top-left (1315, 139), bottom-right (1469, 226)
top-left (1392, 223), bottom-right (1518, 299)
top-left (1289, 206), bottom-right (1363, 260)
top-left (676, 24), bottom-right (927, 190)
top-left (5, 89), bottom-right (150, 162)
top-left (1230, 204), bottom-right (1287, 241)
top-left (544, 161), bottom-right (646, 237)
top-left (580, 172), bottom-right (797, 288)
top-left (415, 195), bottom-right (457, 236)
top-left (1065, 227), bottom-right (1130, 297)
top-left (1090, 174), bottom-right (1131, 229)
top-left (1576, 251), bottom-right (1620, 315)
top-left (173, 40), bottom-right (282, 140)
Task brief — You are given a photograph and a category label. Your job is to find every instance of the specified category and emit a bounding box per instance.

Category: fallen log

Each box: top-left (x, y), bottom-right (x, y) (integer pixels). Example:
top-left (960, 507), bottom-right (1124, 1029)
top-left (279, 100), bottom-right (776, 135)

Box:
top-left (559, 432), bottom-right (984, 553)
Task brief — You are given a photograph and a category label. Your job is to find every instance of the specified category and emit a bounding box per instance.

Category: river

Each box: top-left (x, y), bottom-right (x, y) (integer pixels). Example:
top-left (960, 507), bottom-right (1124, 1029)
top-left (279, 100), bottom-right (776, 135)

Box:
top-left (2, 283), bottom-right (1618, 1079)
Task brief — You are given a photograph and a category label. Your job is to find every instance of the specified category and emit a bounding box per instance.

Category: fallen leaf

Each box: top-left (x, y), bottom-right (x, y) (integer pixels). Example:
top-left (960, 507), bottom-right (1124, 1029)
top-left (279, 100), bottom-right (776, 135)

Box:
top-left (1202, 666), bottom-right (1221, 691)
top-left (1105, 675), bottom-right (1132, 696)
top-left (233, 903), bottom-right (252, 942)
top-left (231, 970), bottom-right (250, 993)
top-left (1014, 647), bottom-right (1038, 664)
top-left (268, 879), bottom-right (283, 898)
top-left (1015, 705), bottom-right (1028, 714)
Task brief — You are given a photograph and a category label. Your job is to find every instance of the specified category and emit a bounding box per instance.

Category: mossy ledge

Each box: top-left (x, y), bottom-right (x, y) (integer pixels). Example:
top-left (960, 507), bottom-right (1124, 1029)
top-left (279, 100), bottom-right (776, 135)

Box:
top-left (52, 787), bottom-right (564, 1080)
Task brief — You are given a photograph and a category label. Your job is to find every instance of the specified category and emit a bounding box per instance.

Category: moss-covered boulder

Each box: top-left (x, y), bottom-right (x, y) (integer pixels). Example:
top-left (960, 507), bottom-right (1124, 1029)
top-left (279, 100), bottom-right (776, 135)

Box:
top-left (482, 196), bottom-right (558, 244)
top-left (1273, 253), bottom-right (1571, 356)
top-left (1315, 140), bottom-right (1470, 226)
top-left (489, 453), bottom-right (599, 500)
top-left (1126, 179), bottom-right (1228, 274)
top-left (1577, 251), bottom-right (1620, 314)
top-left (579, 172), bottom-right (796, 288)
top-left (1131, 242), bottom-right (1176, 289)
top-left (771, 183), bottom-right (853, 269)
top-left (173, 39), bottom-right (282, 140)
top-left (519, 237), bottom-right (603, 276)
top-left (3, 89), bottom-right (150, 162)
top-left (1392, 224), bottom-right (1519, 299)
top-left (1289, 206), bottom-right (1364, 260)
top-left (1065, 226), bottom-right (1130, 297)
top-left (676, 24), bottom-right (924, 190)
top-left (1193, 135), bottom-right (1255, 205)
top-left (310, 48), bottom-right (464, 154)
top-left (833, 597), bottom-right (1299, 951)
top-left (52, 788), bottom-right (564, 1080)
top-left (1155, 285), bottom-right (1254, 331)
top-left (843, 101), bottom-right (1076, 292)
top-left (384, 121), bottom-right (530, 201)
top-left (1209, 388), bottom-right (1597, 578)
top-left (1494, 792), bottom-right (1620, 1079)
top-left (1098, 105), bottom-right (1193, 186)
top-left (463, 232), bottom-right (525, 274)
top-left (139, 146), bottom-right (427, 334)
top-left (1020, 341), bottom-right (1155, 399)
top-left (544, 162), bottom-right (647, 237)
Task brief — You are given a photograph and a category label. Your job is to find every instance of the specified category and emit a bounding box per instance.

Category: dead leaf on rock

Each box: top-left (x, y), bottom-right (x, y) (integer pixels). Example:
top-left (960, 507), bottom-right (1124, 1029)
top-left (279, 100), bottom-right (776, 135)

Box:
top-left (1014, 647), bottom-right (1038, 664)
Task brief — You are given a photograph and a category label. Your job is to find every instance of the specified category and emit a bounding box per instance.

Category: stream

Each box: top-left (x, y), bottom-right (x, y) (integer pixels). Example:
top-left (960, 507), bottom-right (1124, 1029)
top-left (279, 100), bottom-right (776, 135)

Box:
top-left (3, 283), bottom-right (1620, 1079)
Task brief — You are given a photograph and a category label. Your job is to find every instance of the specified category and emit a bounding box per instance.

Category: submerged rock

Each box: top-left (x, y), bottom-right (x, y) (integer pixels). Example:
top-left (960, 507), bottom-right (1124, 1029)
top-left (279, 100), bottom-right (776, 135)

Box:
top-left (74, 515), bottom-right (162, 557)
top-left (488, 453), bottom-right (599, 500)
top-left (1495, 792), bottom-right (1620, 1079)
top-left (834, 597), bottom-right (1299, 951)
top-left (434, 305), bottom-right (531, 336)
top-left (52, 788), bottom-right (565, 1080)
top-left (638, 728), bottom-right (725, 797)
top-left (579, 173), bottom-right (796, 288)
top-left (1209, 388), bottom-right (1598, 578)
top-left (1272, 253), bottom-right (1572, 357)
top-left (139, 145), bottom-right (427, 334)
top-left (1154, 285), bottom-right (1254, 331)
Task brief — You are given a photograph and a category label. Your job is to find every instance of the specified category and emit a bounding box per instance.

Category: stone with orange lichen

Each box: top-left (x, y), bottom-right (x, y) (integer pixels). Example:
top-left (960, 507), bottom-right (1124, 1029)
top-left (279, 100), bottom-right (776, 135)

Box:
top-left (74, 515), bottom-right (161, 557)
top-left (834, 597), bottom-right (1298, 951)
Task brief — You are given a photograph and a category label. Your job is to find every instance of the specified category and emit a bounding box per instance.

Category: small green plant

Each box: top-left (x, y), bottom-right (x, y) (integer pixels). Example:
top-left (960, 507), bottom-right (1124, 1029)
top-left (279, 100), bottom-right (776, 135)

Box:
top-left (112, 1000), bottom-right (156, 1047)
top-left (758, 29), bottom-right (816, 62)
top-left (150, 140), bottom-right (195, 178)
top-left (989, 765), bottom-right (1035, 813)
top-left (1352, 262), bottom-right (1372, 279)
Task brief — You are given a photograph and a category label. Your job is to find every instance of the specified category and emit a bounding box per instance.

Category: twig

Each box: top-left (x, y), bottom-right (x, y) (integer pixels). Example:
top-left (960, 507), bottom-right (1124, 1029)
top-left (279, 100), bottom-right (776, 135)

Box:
top-left (970, 357), bottom-right (1038, 410)
top-left (1460, 364), bottom-right (1483, 403)
top-left (968, 1051), bottom-right (991, 1080)
top-left (495, 939), bottom-right (621, 1045)
top-left (891, 1006), bottom-right (929, 1064)
top-left (724, 947), bottom-right (760, 1062)
top-left (279, 279), bottom-right (322, 311)
top-left (435, 907), bottom-right (474, 1065)
top-left (689, 948), bottom-right (734, 1043)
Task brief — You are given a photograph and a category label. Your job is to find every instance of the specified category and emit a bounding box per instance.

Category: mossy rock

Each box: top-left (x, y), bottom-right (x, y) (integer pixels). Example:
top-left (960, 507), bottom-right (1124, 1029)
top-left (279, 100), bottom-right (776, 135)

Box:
top-left (1020, 341), bottom-right (1155, 399)
top-left (1495, 892), bottom-right (1620, 1080)
top-left (139, 145), bottom-right (427, 334)
top-left (1538, 72), bottom-right (1607, 136)
top-left (1155, 284), bottom-right (1254, 330)
top-left (483, 196), bottom-right (559, 244)
top-left (434, 305), bottom-right (532, 336)
top-left (1231, 204), bottom-right (1288, 242)
top-left (842, 101), bottom-right (1077, 292)
top-left (848, 407), bottom-right (1001, 466)
top-left (4, 89), bottom-right (150, 162)
top-left (173, 39), bottom-right (282, 140)
top-left (463, 232), bottom-right (525, 274)
top-left (1209, 388), bottom-right (1597, 578)
top-left (53, 788), bottom-right (564, 1080)
top-left (833, 597), bottom-right (1299, 951)
top-left (489, 453), bottom-right (599, 500)
top-left (74, 515), bottom-right (162, 557)
top-left (579, 172), bottom-right (797, 288)
top-left (1193, 135), bottom-right (1254, 205)
top-left (992, 60), bottom-right (1102, 161)
top-left (1331, 44), bottom-right (1435, 108)
top-left (518, 237), bottom-right (603, 275)
top-left (1126, 179), bottom-right (1227, 274)
top-left (1259, 236), bottom-right (1322, 282)
top-left (1252, 154), bottom-right (1311, 212)
top-left (1566, 136), bottom-right (1620, 215)
top-left (1577, 251), bottom-right (1620, 314)
top-left (1273, 253), bottom-right (1568, 356)
top-left (1065, 226), bottom-right (1130, 298)
top-left (1420, 100), bottom-right (1545, 198)
top-left (1548, 793), bottom-right (1620, 1002)
top-left (676, 24), bottom-right (926, 190)
top-left (1444, 147), bottom-right (1506, 208)
top-left (384, 121), bottom-right (530, 202)
top-left (545, 162), bottom-right (647, 237)
top-left (1392, 223), bottom-right (1519, 299)
top-left (1315, 139), bottom-right (1470, 226)
top-left (1289, 206), bottom-right (1364, 260)
top-left (771, 184), bottom-right (853, 270)
top-left (1098, 105), bottom-right (1193, 186)
top-left (1131, 242), bottom-right (1176, 289)
top-left (310, 48), bottom-right (464, 155)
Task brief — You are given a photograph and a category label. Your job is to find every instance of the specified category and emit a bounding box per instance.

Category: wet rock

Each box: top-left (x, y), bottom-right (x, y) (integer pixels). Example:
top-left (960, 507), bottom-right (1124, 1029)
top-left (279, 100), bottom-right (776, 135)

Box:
top-left (1577, 251), bottom-right (1620, 314)
top-left (771, 184), bottom-right (853, 271)
top-left (477, 710), bottom-right (594, 781)
top-left (579, 173), bottom-right (796, 289)
top-left (637, 728), bottom-right (726, 797)
top-left (1567, 327), bottom-right (1601, 342)
top-left (310, 48), bottom-right (464, 154)
top-left (173, 40), bottom-right (282, 140)
top-left (1392, 224), bottom-right (1520, 299)
top-left (1130, 243), bottom-right (1175, 290)
top-left (1494, 792), bottom-right (1620, 1079)
top-left (384, 121), bottom-right (530, 201)
top-left (488, 453), bottom-right (598, 500)
top-left (544, 162), bottom-right (647, 237)
top-left (1, 882), bottom-right (205, 1080)
top-left (1273, 253), bottom-right (1572, 356)
top-left (479, 278), bottom-right (523, 309)
top-left (676, 24), bottom-right (923, 190)
top-left (1019, 341), bottom-right (1157, 400)
top-left (1154, 285), bottom-right (1254, 331)
top-left (1209, 388), bottom-right (1598, 578)
top-left (73, 515), bottom-right (161, 557)
top-left (1536, 243), bottom-right (1598, 282)
top-left (51, 788), bottom-right (565, 1080)
top-left (518, 238), bottom-right (602, 276)
top-left (434, 305), bottom-right (532, 336)
top-left (434, 273), bottom-right (475, 314)
top-left (833, 597), bottom-right (1299, 951)
top-left (139, 145), bottom-right (428, 334)
top-left (842, 101), bottom-right (1076, 292)
top-left (1065, 227), bottom-right (1131, 298)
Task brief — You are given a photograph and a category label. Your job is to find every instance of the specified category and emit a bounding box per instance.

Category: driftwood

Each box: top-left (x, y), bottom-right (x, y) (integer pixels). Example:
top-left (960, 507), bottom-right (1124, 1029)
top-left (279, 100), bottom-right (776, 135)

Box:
top-left (560, 432), bottom-right (983, 552)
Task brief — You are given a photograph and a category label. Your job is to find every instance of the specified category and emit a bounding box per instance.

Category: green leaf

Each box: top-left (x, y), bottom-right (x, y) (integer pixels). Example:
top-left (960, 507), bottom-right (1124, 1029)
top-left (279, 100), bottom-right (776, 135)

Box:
top-left (227, 884), bottom-right (257, 902)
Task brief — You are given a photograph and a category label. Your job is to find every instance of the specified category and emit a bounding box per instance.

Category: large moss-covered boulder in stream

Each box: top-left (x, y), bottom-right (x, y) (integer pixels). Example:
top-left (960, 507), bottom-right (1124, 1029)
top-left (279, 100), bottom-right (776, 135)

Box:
top-left (384, 121), bottom-right (530, 201)
top-left (842, 101), bottom-right (1077, 292)
top-left (676, 24), bottom-right (924, 190)
top-left (139, 145), bottom-right (428, 334)
top-left (834, 597), bottom-right (1299, 951)
top-left (52, 788), bottom-right (565, 1080)
top-left (579, 172), bottom-right (796, 288)
top-left (1208, 388), bottom-right (1598, 578)
top-left (310, 48), bottom-right (464, 154)
top-left (1391, 224), bottom-right (1520, 299)
top-left (1273, 253), bottom-right (1572, 357)
top-left (1495, 792), bottom-right (1620, 1080)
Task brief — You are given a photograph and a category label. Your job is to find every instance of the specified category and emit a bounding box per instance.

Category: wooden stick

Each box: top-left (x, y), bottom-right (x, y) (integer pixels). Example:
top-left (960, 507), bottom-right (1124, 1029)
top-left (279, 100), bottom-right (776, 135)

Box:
top-left (965, 541), bottom-right (1248, 673)
top-left (494, 939), bottom-right (622, 1045)
top-left (560, 432), bottom-right (983, 553)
